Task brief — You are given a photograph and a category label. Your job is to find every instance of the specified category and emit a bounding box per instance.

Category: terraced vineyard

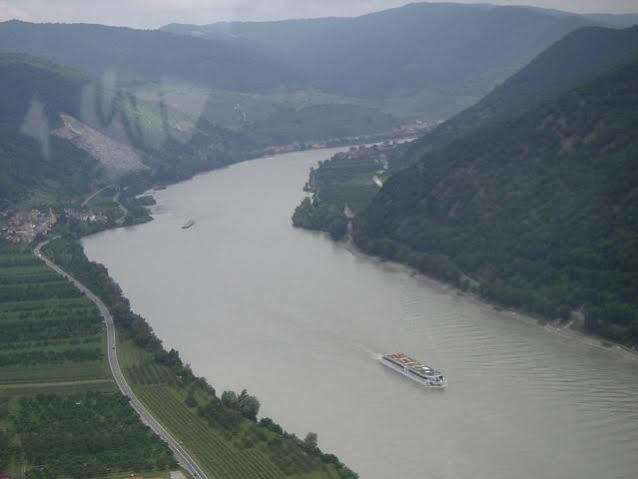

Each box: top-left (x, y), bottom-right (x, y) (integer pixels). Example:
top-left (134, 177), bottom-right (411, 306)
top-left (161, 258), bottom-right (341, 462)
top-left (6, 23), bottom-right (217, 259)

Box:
top-left (118, 340), bottom-right (346, 479)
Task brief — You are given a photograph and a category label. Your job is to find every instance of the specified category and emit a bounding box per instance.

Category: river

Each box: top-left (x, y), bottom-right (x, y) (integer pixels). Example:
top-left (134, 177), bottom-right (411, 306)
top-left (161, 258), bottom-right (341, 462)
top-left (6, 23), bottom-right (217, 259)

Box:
top-left (83, 148), bottom-right (638, 479)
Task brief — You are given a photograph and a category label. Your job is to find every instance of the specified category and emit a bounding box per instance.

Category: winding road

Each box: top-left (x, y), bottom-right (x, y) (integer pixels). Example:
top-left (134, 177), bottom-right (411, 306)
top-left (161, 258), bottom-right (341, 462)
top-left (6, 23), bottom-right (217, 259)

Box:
top-left (113, 192), bottom-right (129, 225)
top-left (34, 238), bottom-right (208, 479)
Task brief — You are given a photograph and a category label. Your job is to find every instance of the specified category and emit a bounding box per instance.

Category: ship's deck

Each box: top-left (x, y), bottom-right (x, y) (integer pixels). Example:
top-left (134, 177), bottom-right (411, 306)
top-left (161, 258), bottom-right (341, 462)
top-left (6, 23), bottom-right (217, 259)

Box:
top-left (383, 352), bottom-right (441, 377)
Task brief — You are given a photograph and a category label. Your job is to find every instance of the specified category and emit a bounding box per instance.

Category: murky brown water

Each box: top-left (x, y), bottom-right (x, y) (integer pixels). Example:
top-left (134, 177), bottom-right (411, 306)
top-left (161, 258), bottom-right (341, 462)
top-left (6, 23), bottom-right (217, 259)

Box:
top-left (84, 148), bottom-right (638, 479)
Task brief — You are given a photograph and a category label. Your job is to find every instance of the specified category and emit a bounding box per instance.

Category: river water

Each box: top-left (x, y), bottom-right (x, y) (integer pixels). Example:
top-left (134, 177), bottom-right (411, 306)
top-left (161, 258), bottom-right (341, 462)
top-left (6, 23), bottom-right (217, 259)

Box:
top-left (83, 148), bottom-right (638, 479)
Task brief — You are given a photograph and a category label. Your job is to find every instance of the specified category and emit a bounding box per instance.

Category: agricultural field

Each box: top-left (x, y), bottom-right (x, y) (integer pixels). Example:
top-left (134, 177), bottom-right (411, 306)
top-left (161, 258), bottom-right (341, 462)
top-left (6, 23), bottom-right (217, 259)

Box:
top-left (38, 236), bottom-right (358, 479)
top-left (0, 244), bottom-right (109, 386)
top-left (0, 242), bottom-right (177, 478)
top-left (292, 147), bottom-right (392, 240)
top-left (117, 339), bottom-right (350, 479)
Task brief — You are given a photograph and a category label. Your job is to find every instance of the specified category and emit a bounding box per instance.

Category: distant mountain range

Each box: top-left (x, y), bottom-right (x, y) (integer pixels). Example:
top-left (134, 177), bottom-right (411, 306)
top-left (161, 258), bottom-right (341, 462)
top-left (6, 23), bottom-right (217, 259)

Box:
top-left (0, 20), bottom-right (298, 92)
top-left (163, 2), bottom-right (607, 118)
top-left (1, 2), bottom-right (626, 126)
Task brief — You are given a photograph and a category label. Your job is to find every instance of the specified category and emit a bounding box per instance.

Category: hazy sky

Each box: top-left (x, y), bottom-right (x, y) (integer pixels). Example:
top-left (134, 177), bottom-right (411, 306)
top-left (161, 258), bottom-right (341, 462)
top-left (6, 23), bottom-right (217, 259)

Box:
top-left (1, 1), bottom-right (637, 29)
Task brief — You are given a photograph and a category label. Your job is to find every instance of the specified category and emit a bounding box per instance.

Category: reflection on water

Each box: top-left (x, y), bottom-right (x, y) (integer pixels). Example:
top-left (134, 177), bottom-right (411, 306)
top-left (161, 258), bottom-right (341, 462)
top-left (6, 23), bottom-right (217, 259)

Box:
top-left (84, 148), bottom-right (638, 479)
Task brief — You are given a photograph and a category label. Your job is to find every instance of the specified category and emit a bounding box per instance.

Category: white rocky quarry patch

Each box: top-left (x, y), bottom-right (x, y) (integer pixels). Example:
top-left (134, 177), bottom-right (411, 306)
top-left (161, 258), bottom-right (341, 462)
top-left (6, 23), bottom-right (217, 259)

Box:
top-left (53, 114), bottom-right (149, 178)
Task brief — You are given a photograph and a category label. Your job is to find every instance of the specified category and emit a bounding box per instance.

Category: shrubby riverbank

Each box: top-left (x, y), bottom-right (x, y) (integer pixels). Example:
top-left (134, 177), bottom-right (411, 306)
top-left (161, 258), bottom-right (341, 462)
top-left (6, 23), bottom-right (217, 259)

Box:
top-left (42, 221), bottom-right (358, 479)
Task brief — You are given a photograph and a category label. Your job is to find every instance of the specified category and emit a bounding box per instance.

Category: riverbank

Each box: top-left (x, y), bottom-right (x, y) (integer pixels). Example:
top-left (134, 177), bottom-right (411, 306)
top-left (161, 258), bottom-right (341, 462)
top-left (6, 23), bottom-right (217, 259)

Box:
top-left (338, 238), bottom-right (638, 361)
top-left (41, 233), bottom-right (358, 479)
top-left (81, 148), bottom-right (638, 479)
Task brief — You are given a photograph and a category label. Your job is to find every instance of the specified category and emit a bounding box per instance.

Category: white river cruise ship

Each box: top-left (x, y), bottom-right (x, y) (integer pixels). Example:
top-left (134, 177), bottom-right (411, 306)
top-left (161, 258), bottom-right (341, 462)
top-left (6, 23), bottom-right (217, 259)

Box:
top-left (380, 352), bottom-right (447, 388)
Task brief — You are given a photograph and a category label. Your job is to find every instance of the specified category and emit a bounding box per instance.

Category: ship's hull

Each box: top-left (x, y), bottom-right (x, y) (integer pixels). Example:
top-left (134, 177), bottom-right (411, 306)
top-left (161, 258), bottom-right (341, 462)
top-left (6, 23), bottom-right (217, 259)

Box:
top-left (380, 356), bottom-right (447, 388)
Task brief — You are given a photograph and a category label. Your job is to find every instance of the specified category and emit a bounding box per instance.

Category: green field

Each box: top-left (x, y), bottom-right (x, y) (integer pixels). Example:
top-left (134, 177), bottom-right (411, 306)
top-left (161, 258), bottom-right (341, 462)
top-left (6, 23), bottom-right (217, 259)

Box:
top-left (292, 149), bottom-right (388, 240)
top-left (0, 246), bottom-right (109, 384)
top-left (0, 243), bottom-right (177, 478)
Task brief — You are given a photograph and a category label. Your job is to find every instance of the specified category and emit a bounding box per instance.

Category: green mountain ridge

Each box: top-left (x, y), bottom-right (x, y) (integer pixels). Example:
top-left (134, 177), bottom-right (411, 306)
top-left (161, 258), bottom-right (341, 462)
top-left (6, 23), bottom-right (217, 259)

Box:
top-left (396, 25), bottom-right (638, 166)
top-left (0, 20), bottom-right (299, 92)
top-left (355, 54), bottom-right (638, 345)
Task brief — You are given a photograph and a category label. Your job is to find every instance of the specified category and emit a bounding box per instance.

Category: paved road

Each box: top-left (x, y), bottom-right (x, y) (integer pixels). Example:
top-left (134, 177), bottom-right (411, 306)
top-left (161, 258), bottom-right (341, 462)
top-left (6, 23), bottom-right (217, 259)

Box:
top-left (34, 239), bottom-right (208, 479)
top-left (81, 185), bottom-right (113, 207)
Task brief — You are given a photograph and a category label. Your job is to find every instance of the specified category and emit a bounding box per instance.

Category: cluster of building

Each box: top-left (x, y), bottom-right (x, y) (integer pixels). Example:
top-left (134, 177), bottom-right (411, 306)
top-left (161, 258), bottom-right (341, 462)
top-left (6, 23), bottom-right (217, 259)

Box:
top-left (1, 209), bottom-right (57, 244)
top-left (258, 119), bottom-right (439, 158)
top-left (333, 142), bottom-right (396, 169)
top-left (391, 119), bottom-right (441, 137)
top-left (0, 207), bottom-right (108, 244)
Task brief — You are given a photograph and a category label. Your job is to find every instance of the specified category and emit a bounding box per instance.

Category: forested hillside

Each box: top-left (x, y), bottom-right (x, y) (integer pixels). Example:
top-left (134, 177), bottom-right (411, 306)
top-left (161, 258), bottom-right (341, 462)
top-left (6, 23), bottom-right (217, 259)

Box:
top-left (0, 54), bottom-right (101, 204)
top-left (396, 25), bottom-right (638, 168)
top-left (0, 53), bottom-right (264, 207)
top-left (291, 26), bottom-right (638, 244)
top-left (355, 55), bottom-right (638, 346)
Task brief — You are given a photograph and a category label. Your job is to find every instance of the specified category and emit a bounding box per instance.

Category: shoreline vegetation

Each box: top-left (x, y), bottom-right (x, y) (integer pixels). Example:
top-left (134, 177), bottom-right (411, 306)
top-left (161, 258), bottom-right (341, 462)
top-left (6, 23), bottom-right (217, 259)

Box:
top-left (291, 143), bottom-right (638, 356)
top-left (338, 239), bottom-right (638, 361)
top-left (40, 237), bottom-right (358, 479)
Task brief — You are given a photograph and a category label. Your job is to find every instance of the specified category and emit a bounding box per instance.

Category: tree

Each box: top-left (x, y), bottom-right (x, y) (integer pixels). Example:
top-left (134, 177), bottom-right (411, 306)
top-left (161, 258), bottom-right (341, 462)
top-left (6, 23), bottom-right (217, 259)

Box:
top-left (238, 389), bottom-right (260, 421)
top-left (221, 390), bottom-right (238, 409)
top-left (304, 432), bottom-right (318, 449)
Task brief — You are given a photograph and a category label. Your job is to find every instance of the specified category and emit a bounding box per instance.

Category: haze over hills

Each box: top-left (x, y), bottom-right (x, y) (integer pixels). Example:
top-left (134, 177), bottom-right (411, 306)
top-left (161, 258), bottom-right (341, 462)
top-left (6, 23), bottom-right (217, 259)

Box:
top-left (163, 2), bottom-right (602, 117)
top-left (0, 2), bottom-right (622, 135)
